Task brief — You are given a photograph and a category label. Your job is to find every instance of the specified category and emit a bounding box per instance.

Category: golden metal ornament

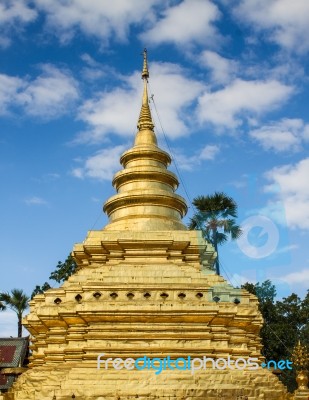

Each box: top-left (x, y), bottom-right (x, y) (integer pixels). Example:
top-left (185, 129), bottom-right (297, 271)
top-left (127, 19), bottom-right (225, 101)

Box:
top-left (292, 341), bottom-right (309, 392)
top-left (292, 341), bottom-right (309, 371)
top-left (296, 370), bottom-right (309, 391)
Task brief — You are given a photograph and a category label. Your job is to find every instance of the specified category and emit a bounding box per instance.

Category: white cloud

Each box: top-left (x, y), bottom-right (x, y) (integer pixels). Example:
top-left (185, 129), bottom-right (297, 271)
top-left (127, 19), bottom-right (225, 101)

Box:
top-left (150, 63), bottom-right (204, 137)
top-left (77, 62), bottom-right (204, 142)
top-left (34, 0), bottom-right (159, 44)
top-left (279, 268), bottom-right (309, 286)
top-left (172, 144), bottom-right (220, 171)
top-left (0, 65), bottom-right (79, 119)
top-left (24, 196), bottom-right (48, 206)
top-left (199, 50), bottom-right (238, 85)
top-left (275, 244), bottom-right (299, 255)
top-left (0, 0), bottom-right (37, 47)
top-left (0, 0), bottom-right (36, 24)
top-left (17, 64), bottom-right (79, 118)
top-left (249, 118), bottom-right (309, 152)
top-left (77, 83), bottom-right (140, 143)
top-left (199, 144), bottom-right (220, 161)
top-left (45, 173), bottom-right (60, 180)
top-left (234, 0), bottom-right (309, 53)
top-left (141, 0), bottom-right (220, 47)
top-left (229, 273), bottom-right (257, 287)
top-left (72, 145), bottom-right (126, 181)
top-left (80, 54), bottom-right (108, 81)
top-left (197, 79), bottom-right (293, 128)
top-left (256, 202), bottom-right (288, 228)
top-left (264, 158), bottom-right (309, 230)
top-left (0, 74), bottom-right (24, 115)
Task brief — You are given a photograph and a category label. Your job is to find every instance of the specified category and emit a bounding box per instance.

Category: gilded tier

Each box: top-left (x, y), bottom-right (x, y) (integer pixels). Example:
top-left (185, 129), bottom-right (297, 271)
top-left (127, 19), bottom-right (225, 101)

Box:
top-left (103, 50), bottom-right (187, 231)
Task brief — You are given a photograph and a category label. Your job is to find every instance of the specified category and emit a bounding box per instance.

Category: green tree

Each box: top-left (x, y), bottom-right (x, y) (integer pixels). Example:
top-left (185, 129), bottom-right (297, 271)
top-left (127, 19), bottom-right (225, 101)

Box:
top-left (255, 279), bottom-right (277, 303)
top-left (189, 192), bottom-right (242, 275)
top-left (0, 289), bottom-right (29, 337)
top-left (49, 254), bottom-right (78, 283)
top-left (31, 282), bottom-right (51, 299)
top-left (242, 281), bottom-right (309, 392)
top-left (243, 280), bottom-right (280, 359)
top-left (300, 290), bottom-right (309, 346)
top-left (31, 254), bottom-right (78, 299)
top-left (0, 301), bottom-right (6, 311)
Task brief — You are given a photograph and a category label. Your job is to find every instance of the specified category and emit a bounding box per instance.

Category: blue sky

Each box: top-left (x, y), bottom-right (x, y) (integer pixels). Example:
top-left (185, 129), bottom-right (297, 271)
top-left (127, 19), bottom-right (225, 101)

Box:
top-left (1, 0), bottom-right (309, 336)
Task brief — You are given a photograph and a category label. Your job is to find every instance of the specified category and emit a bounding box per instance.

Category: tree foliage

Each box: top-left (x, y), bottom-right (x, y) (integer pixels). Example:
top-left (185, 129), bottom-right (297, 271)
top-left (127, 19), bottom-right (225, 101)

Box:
top-left (31, 254), bottom-right (78, 299)
top-left (49, 254), bottom-right (78, 283)
top-left (242, 280), bottom-right (309, 392)
top-left (31, 282), bottom-right (52, 298)
top-left (0, 289), bottom-right (29, 337)
top-left (189, 192), bottom-right (242, 275)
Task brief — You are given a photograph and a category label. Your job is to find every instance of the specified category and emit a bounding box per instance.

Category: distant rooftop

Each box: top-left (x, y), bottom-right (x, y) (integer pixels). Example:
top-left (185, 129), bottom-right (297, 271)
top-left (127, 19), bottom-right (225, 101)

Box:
top-left (0, 337), bottom-right (29, 392)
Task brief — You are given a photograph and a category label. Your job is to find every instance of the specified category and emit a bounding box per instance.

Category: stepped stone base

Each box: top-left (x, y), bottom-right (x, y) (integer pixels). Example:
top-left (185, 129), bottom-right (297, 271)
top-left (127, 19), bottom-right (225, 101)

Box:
top-left (2, 231), bottom-right (292, 399)
top-left (4, 365), bottom-right (290, 399)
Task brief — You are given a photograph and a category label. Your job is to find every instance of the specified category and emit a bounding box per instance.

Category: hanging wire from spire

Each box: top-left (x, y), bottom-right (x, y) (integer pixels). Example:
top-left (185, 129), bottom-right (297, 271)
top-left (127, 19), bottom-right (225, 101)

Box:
top-left (148, 87), bottom-right (192, 207)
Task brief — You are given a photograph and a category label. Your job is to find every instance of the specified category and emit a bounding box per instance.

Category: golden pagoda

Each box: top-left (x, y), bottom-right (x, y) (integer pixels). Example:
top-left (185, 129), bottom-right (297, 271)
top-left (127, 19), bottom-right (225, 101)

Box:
top-left (2, 50), bottom-right (291, 399)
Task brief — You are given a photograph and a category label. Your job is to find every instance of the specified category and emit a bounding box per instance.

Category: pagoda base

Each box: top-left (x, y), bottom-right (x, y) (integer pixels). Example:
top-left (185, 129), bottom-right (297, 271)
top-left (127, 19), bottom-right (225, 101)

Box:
top-left (3, 230), bottom-right (291, 400)
top-left (4, 365), bottom-right (290, 399)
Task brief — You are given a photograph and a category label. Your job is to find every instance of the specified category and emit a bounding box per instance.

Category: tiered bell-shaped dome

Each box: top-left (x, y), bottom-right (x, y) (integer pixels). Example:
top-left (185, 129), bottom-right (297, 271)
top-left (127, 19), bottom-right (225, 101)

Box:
top-left (103, 50), bottom-right (187, 231)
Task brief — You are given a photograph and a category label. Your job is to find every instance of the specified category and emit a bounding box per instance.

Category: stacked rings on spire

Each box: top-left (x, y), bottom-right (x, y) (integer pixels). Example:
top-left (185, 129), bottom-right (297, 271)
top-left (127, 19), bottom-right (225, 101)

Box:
top-left (103, 50), bottom-right (187, 231)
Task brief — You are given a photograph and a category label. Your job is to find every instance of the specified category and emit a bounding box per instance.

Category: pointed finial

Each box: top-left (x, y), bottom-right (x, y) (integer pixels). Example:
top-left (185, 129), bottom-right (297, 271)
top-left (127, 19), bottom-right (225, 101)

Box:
top-left (142, 48), bottom-right (149, 80)
top-left (137, 48), bottom-right (154, 131)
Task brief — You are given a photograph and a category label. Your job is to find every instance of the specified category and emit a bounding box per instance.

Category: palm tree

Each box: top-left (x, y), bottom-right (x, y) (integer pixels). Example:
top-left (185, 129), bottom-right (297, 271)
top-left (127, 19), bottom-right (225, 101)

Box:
top-left (0, 289), bottom-right (29, 337)
top-left (0, 301), bottom-right (6, 311)
top-left (189, 192), bottom-right (242, 276)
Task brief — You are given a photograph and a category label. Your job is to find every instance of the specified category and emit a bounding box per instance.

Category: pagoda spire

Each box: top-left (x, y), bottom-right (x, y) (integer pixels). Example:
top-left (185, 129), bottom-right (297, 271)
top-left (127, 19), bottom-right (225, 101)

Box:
top-left (137, 49), bottom-right (154, 131)
top-left (103, 50), bottom-right (187, 231)
top-left (141, 48), bottom-right (149, 79)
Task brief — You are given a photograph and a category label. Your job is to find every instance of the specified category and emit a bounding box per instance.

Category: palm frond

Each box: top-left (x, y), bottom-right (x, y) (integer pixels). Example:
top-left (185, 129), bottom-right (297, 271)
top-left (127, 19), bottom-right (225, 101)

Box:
top-left (215, 232), bottom-right (229, 245)
top-left (0, 289), bottom-right (29, 314)
top-left (189, 192), bottom-right (242, 276)
top-left (192, 192), bottom-right (238, 218)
